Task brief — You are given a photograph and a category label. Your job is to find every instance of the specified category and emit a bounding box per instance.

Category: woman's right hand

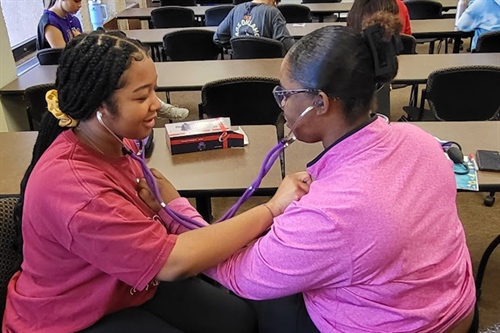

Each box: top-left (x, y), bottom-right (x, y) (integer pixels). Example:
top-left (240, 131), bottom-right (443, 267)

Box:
top-left (149, 168), bottom-right (181, 204)
top-left (266, 171), bottom-right (312, 217)
top-left (137, 169), bottom-right (181, 212)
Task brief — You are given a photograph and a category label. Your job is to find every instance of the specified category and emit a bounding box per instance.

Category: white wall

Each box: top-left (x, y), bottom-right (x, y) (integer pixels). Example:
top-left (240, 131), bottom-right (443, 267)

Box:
top-left (0, 2), bottom-right (18, 132)
top-left (0, 0), bottom-right (44, 47)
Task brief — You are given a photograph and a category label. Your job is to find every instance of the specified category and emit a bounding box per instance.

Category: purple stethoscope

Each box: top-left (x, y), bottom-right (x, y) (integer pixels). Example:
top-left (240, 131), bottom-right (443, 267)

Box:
top-left (96, 107), bottom-right (315, 230)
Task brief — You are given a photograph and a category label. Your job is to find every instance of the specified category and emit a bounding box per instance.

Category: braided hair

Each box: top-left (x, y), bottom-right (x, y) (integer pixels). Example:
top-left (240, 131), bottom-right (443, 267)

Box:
top-left (13, 30), bottom-right (149, 258)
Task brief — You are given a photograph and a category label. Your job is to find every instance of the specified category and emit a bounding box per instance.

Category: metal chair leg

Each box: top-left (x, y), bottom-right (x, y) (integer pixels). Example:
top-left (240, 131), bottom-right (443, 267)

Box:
top-left (484, 192), bottom-right (496, 207)
top-left (476, 234), bottom-right (500, 300)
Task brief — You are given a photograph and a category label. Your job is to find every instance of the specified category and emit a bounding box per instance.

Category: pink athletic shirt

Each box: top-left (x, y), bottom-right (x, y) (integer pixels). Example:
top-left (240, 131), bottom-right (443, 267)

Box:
top-left (207, 117), bottom-right (475, 332)
top-left (3, 129), bottom-right (203, 332)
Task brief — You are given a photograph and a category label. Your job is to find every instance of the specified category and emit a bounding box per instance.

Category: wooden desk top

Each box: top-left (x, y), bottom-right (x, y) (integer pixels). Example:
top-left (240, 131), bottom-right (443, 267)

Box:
top-left (2, 54), bottom-right (498, 95)
top-left (284, 121), bottom-right (500, 190)
top-left (148, 125), bottom-right (282, 196)
top-left (0, 131), bottom-right (37, 196)
top-left (122, 19), bottom-right (469, 44)
top-left (0, 126), bottom-right (282, 196)
top-left (394, 53), bottom-right (500, 83)
top-left (117, 0), bottom-right (458, 19)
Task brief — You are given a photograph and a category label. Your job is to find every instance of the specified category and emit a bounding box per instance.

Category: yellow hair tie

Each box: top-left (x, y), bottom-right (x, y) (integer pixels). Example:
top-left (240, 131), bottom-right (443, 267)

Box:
top-left (46, 89), bottom-right (79, 128)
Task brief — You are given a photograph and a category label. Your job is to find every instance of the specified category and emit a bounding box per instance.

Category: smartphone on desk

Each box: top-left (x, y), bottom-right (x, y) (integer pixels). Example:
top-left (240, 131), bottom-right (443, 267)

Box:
top-left (476, 150), bottom-right (500, 172)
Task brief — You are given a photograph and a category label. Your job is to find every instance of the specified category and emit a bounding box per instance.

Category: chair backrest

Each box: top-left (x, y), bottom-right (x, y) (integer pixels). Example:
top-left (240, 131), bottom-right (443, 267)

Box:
top-left (301, 0), bottom-right (341, 3)
top-left (425, 66), bottom-right (500, 121)
top-left (198, 0), bottom-right (232, 4)
top-left (400, 34), bottom-right (417, 54)
top-left (151, 7), bottom-right (196, 28)
top-left (404, 0), bottom-right (443, 19)
top-left (160, 0), bottom-right (196, 6)
top-left (230, 36), bottom-right (285, 59)
top-left (474, 31), bottom-right (500, 53)
top-left (199, 77), bottom-right (284, 139)
top-left (205, 5), bottom-right (234, 26)
top-left (36, 48), bottom-right (63, 65)
top-left (233, 0), bottom-right (251, 4)
top-left (277, 4), bottom-right (312, 23)
top-left (24, 83), bottom-right (56, 131)
top-left (163, 29), bottom-right (222, 61)
top-left (0, 196), bottom-right (21, 320)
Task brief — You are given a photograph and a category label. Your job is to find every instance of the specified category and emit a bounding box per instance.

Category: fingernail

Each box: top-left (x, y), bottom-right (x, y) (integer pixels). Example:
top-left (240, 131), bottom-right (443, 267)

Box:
top-left (136, 178), bottom-right (140, 183)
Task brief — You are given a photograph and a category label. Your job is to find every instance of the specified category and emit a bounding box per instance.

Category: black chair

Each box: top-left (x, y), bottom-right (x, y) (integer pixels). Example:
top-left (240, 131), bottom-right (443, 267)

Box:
top-left (199, 77), bottom-right (283, 133)
top-left (404, 0), bottom-right (446, 54)
top-left (160, 0), bottom-right (196, 6)
top-left (197, 0), bottom-right (232, 4)
top-left (300, 0), bottom-right (340, 22)
top-left (230, 36), bottom-right (285, 59)
top-left (24, 83), bottom-right (56, 131)
top-left (163, 29), bottom-right (222, 61)
top-left (205, 5), bottom-right (234, 26)
top-left (476, 234), bottom-right (500, 300)
top-left (277, 4), bottom-right (312, 23)
top-left (199, 77), bottom-right (285, 176)
top-left (400, 34), bottom-right (417, 54)
top-left (474, 30), bottom-right (500, 53)
top-left (392, 34), bottom-right (419, 107)
top-left (36, 48), bottom-right (63, 65)
top-left (405, 66), bottom-right (500, 121)
top-left (301, 0), bottom-right (341, 3)
top-left (151, 7), bottom-right (197, 28)
top-left (0, 196), bottom-right (22, 321)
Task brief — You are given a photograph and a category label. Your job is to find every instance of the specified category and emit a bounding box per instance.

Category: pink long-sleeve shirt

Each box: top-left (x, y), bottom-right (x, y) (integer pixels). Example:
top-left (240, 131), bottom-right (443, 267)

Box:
top-left (206, 117), bottom-right (475, 332)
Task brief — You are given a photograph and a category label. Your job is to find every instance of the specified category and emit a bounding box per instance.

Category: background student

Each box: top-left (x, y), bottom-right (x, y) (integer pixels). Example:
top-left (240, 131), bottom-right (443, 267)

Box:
top-left (347, 0), bottom-right (411, 36)
top-left (456, 0), bottom-right (500, 50)
top-left (213, 0), bottom-right (295, 51)
top-left (37, 0), bottom-right (83, 50)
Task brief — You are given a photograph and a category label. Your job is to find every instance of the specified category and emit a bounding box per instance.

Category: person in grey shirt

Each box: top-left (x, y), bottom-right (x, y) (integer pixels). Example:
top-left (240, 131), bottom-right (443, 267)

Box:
top-left (213, 0), bottom-right (295, 51)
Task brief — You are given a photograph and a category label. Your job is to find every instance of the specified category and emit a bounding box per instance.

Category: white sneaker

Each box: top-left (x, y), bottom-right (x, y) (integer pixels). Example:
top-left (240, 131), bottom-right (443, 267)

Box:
top-left (157, 99), bottom-right (189, 121)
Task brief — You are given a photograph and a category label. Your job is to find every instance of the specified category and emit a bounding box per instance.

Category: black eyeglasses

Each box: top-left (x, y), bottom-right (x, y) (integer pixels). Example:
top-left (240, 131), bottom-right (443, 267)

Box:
top-left (272, 85), bottom-right (320, 109)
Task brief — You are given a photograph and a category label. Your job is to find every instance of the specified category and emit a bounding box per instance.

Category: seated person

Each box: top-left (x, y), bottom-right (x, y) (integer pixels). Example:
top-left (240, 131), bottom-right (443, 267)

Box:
top-left (456, 0), bottom-right (500, 50)
top-left (213, 0), bottom-right (295, 51)
top-left (348, 0), bottom-right (411, 35)
top-left (37, 0), bottom-right (83, 50)
top-left (152, 12), bottom-right (477, 333)
top-left (396, 0), bottom-right (412, 34)
top-left (3, 30), bottom-right (310, 332)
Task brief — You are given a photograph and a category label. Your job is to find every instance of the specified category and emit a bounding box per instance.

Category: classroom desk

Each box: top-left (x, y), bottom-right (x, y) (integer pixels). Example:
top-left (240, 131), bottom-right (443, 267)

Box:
top-left (122, 19), bottom-right (470, 45)
top-left (122, 19), bottom-right (471, 57)
top-left (2, 53), bottom-right (497, 95)
top-left (1, 53), bottom-right (498, 130)
top-left (0, 126), bottom-right (282, 220)
top-left (118, 0), bottom-right (458, 22)
top-left (284, 121), bottom-right (500, 192)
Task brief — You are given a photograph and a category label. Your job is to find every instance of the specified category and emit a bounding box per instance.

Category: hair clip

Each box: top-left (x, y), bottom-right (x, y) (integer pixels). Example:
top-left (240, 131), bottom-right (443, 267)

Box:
top-left (362, 24), bottom-right (400, 78)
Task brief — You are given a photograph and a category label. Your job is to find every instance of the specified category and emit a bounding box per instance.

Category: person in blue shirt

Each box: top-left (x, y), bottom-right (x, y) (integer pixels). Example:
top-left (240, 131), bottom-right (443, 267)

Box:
top-left (213, 0), bottom-right (295, 51)
top-left (456, 0), bottom-right (500, 50)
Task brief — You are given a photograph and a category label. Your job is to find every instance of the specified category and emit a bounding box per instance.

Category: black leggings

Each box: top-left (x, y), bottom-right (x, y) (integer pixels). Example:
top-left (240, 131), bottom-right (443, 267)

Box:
top-left (80, 277), bottom-right (319, 333)
top-left (80, 277), bottom-right (258, 333)
top-left (247, 293), bottom-right (321, 333)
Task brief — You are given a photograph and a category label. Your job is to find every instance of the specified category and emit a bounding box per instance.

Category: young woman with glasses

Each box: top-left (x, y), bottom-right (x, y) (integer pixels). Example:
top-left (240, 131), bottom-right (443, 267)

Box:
top-left (144, 11), bottom-right (477, 333)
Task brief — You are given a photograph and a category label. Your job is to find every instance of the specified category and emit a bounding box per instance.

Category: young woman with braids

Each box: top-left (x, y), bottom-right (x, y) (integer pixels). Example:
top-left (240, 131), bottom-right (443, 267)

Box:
top-left (37, 0), bottom-right (83, 50)
top-left (2, 30), bottom-right (311, 332)
top-left (142, 12), bottom-right (477, 333)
